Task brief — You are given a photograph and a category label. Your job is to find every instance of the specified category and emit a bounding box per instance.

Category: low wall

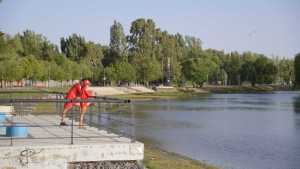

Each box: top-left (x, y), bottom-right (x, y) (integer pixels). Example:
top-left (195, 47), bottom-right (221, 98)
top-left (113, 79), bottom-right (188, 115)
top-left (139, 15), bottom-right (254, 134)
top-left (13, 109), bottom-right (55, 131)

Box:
top-left (0, 143), bottom-right (144, 169)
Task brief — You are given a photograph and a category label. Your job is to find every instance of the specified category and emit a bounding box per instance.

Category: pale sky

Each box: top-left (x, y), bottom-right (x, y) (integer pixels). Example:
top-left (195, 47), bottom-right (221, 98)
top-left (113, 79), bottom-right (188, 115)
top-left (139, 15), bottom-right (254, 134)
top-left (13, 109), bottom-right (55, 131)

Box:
top-left (0, 0), bottom-right (299, 58)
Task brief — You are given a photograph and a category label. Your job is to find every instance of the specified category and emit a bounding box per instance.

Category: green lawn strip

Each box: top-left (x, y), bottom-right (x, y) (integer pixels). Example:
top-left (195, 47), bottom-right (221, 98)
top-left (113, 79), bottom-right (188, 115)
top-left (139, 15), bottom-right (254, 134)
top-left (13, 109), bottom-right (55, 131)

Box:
top-left (114, 91), bottom-right (200, 100)
top-left (144, 145), bottom-right (219, 169)
top-left (202, 86), bottom-right (274, 93)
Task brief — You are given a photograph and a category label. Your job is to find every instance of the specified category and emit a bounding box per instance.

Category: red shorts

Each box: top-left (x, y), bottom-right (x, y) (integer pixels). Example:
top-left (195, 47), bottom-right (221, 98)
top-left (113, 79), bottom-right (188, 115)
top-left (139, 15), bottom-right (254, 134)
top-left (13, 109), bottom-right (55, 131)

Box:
top-left (64, 101), bottom-right (80, 109)
top-left (80, 102), bottom-right (92, 109)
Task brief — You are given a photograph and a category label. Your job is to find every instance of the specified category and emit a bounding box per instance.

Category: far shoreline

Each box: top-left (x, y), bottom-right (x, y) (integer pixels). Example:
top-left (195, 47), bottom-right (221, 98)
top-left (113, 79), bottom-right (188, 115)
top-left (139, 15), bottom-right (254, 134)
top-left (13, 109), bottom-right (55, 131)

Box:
top-left (114, 85), bottom-right (294, 100)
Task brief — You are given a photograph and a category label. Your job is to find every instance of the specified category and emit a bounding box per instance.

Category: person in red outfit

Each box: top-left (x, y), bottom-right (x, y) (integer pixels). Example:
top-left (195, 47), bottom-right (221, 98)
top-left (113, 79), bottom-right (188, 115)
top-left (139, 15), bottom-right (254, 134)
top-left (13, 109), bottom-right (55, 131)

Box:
top-left (79, 79), bottom-right (94, 128)
top-left (60, 80), bottom-right (83, 126)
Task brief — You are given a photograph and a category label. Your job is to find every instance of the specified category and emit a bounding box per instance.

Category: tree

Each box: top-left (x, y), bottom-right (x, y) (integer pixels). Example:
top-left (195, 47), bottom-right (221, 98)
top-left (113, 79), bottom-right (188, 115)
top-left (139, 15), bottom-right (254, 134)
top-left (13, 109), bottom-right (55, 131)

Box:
top-left (143, 58), bottom-right (162, 84)
top-left (70, 61), bottom-right (81, 81)
top-left (49, 62), bottom-right (65, 83)
top-left (155, 31), bottom-right (182, 85)
top-left (0, 31), bottom-right (5, 53)
top-left (0, 22), bottom-right (296, 88)
top-left (294, 53), bottom-right (300, 86)
top-left (6, 35), bottom-right (24, 56)
top-left (41, 41), bottom-right (60, 61)
top-left (279, 59), bottom-right (294, 85)
top-left (85, 42), bottom-right (103, 66)
top-left (199, 50), bottom-right (221, 85)
top-left (21, 55), bottom-right (46, 83)
top-left (254, 56), bottom-right (277, 84)
top-left (241, 51), bottom-right (257, 63)
top-left (84, 42), bottom-right (104, 82)
top-left (182, 57), bottom-right (218, 87)
top-left (114, 60), bottom-right (136, 84)
top-left (128, 18), bottom-right (162, 85)
top-left (128, 18), bottom-right (156, 60)
top-left (131, 55), bottom-right (162, 85)
top-left (185, 36), bottom-right (202, 58)
top-left (60, 34), bottom-right (86, 62)
top-left (61, 59), bottom-right (74, 81)
top-left (222, 52), bottom-right (242, 85)
top-left (0, 58), bottom-right (24, 87)
top-left (264, 62), bottom-right (278, 83)
top-left (20, 30), bottom-right (46, 57)
top-left (0, 34), bottom-right (23, 61)
top-left (53, 53), bottom-right (67, 66)
top-left (104, 66), bottom-right (117, 84)
top-left (105, 20), bottom-right (127, 65)
top-left (79, 61), bottom-right (92, 79)
top-left (240, 60), bottom-right (256, 86)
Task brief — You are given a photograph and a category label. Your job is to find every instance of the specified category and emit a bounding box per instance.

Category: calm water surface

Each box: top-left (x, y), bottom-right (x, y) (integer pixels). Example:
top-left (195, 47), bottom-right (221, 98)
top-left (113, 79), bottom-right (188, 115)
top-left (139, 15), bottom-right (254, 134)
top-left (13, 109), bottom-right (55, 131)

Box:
top-left (93, 91), bottom-right (300, 169)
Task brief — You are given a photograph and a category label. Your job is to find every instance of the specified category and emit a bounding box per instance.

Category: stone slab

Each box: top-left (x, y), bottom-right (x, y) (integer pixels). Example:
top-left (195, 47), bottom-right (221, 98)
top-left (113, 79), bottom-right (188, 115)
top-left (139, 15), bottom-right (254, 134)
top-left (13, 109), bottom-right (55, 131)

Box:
top-left (0, 114), bottom-right (144, 169)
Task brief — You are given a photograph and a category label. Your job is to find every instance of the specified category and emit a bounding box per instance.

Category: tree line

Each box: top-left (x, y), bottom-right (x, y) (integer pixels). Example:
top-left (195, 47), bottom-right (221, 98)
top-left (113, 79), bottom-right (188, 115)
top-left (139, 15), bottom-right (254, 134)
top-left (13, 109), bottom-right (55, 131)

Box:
top-left (0, 18), bottom-right (296, 88)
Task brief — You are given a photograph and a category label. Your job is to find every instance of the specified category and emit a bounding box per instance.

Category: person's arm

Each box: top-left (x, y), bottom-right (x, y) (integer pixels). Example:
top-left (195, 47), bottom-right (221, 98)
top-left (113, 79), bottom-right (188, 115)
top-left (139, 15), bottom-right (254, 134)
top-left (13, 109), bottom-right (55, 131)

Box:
top-left (88, 91), bottom-right (93, 98)
top-left (81, 87), bottom-right (94, 98)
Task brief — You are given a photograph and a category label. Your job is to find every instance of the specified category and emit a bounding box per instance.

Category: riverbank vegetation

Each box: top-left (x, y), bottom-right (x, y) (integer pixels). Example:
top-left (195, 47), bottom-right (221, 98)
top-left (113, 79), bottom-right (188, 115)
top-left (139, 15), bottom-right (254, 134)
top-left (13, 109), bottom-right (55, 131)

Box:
top-left (144, 145), bottom-right (218, 169)
top-left (0, 18), bottom-right (296, 89)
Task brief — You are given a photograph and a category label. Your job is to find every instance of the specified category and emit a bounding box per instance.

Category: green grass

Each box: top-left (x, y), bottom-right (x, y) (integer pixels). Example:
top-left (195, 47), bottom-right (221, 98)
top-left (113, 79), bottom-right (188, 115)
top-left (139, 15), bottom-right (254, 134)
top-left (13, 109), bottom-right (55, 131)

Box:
top-left (144, 145), bottom-right (219, 169)
top-left (115, 85), bottom-right (277, 101)
top-left (201, 85), bottom-right (274, 93)
top-left (114, 91), bottom-right (202, 100)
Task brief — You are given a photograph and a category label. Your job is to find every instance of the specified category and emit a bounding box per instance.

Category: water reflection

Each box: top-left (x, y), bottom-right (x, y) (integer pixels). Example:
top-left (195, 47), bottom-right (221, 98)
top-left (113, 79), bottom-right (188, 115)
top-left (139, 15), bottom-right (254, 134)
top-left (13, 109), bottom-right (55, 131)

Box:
top-left (293, 96), bottom-right (300, 114)
top-left (292, 96), bottom-right (300, 130)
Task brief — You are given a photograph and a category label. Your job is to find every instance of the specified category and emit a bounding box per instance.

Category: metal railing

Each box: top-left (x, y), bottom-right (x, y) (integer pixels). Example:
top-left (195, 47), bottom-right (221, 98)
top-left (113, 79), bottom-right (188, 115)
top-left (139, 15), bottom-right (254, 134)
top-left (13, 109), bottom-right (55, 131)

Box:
top-left (0, 92), bottom-right (135, 146)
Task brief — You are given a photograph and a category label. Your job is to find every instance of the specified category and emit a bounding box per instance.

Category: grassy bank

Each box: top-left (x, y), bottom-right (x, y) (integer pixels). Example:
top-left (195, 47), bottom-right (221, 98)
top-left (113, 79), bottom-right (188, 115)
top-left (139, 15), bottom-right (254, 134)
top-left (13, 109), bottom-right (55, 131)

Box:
top-left (115, 91), bottom-right (202, 100)
top-left (201, 85), bottom-right (275, 93)
top-left (115, 85), bottom-right (278, 100)
top-left (144, 145), bottom-right (218, 169)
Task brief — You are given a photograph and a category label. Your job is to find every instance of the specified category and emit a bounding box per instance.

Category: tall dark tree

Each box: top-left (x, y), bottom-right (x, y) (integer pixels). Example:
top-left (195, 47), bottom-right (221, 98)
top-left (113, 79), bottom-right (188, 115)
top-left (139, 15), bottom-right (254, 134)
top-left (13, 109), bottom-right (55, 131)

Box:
top-left (294, 53), bottom-right (300, 86)
top-left (128, 18), bottom-right (162, 84)
top-left (279, 58), bottom-right (294, 85)
top-left (83, 42), bottom-right (104, 81)
top-left (60, 34), bottom-right (86, 62)
top-left (254, 56), bottom-right (277, 84)
top-left (41, 41), bottom-right (60, 61)
top-left (105, 20), bottom-right (127, 65)
top-left (155, 31), bottom-right (179, 85)
top-left (128, 18), bottom-right (156, 59)
top-left (240, 60), bottom-right (256, 86)
top-left (222, 52), bottom-right (242, 85)
top-left (185, 36), bottom-right (202, 58)
top-left (20, 30), bottom-right (45, 57)
top-left (0, 31), bottom-right (6, 53)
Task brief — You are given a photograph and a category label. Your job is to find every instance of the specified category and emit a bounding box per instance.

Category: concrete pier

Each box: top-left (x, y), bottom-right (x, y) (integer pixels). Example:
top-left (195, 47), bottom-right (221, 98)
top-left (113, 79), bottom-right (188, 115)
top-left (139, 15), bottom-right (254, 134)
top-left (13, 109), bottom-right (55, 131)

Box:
top-left (0, 115), bottom-right (144, 169)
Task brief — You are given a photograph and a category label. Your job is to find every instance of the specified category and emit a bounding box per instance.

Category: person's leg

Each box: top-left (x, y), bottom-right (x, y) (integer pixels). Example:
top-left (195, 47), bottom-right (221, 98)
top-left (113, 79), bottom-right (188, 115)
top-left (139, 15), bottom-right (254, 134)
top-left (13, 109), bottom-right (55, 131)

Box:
top-left (60, 103), bottom-right (72, 125)
top-left (79, 106), bottom-right (87, 128)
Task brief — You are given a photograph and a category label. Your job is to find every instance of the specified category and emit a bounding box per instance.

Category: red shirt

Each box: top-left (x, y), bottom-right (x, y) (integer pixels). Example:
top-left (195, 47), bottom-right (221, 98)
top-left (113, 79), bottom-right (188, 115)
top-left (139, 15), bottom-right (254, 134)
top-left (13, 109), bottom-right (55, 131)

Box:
top-left (66, 83), bottom-right (82, 99)
top-left (80, 86), bottom-right (91, 99)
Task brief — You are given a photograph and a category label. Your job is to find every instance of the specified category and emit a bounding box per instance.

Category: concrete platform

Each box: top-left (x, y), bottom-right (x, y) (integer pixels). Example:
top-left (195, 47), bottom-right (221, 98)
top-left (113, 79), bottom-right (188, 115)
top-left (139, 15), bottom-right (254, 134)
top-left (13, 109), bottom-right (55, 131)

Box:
top-left (0, 115), bottom-right (144, 169)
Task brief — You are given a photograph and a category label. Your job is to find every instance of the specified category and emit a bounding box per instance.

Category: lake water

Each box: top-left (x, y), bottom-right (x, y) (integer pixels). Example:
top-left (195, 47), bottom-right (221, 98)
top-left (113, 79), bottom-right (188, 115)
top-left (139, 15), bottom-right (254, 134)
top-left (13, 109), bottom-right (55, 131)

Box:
top-left (91, 91), bottom-right (300, 169)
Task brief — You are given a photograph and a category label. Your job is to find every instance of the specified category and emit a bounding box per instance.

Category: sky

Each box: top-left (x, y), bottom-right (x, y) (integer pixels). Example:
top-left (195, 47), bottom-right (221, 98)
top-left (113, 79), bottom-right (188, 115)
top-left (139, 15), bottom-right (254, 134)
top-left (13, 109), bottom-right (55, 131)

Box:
top-left (0, 0), bottom-right (299, 58)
